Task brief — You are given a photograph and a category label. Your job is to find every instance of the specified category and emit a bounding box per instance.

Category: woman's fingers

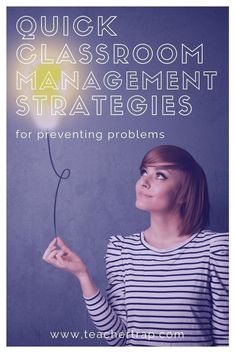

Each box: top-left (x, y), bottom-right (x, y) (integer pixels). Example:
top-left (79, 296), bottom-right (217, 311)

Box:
top-left (55, 250), bottom-right (66, 267)
top-left (42, 237), bottom-right (68, 262)
top-left (42, 238), bottom-right (57, 258)
top-left (42, 237), bottom-right (80, 272)
top-left (44, 249), bottom-right (66, 268)
top-left (48, 237), bottom-right (57, 249)
top-left (56, 237), bottom-right (70, 254)
top-left (47, 249), bottom-right (60, 261)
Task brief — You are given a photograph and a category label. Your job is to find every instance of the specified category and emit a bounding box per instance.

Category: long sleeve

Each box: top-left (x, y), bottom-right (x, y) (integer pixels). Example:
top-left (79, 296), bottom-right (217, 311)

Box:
top-left (83, 235), bottom-right (127, 345)
top-left (209, 233), bottom-right (229, 346)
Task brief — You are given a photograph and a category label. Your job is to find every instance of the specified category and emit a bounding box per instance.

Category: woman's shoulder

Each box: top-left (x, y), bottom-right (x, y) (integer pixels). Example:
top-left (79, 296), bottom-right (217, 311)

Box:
top-left (198, 230), bottom-right (229, 259)
top-left (107, 232), bottom-right (141, 249)
top-left (196, 229), bottom-right (228, 246)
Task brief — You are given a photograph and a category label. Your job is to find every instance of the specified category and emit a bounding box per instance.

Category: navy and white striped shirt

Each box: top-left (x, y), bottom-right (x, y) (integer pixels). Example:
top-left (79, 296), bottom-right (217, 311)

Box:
top-left (84, 230), bottom-right (229, 346)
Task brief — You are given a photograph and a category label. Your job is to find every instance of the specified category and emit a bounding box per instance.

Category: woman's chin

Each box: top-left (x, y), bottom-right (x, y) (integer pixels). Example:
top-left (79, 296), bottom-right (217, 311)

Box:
top-left (135, 200), bottom-right (148, 211)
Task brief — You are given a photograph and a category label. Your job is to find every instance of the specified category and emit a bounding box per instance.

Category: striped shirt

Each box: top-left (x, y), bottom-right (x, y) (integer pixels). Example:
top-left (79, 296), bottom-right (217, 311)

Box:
top-left (84, 230), bottom-right (229, 346)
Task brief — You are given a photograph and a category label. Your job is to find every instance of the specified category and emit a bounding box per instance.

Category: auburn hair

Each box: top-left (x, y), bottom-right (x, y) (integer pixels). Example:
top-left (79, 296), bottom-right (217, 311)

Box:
top-left (140, 145), bottom-right (210, 235)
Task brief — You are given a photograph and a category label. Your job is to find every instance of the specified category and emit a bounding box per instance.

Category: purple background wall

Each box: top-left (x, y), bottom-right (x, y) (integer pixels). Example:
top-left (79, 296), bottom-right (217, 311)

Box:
top-left (7, 7), bottom-right (228, 346)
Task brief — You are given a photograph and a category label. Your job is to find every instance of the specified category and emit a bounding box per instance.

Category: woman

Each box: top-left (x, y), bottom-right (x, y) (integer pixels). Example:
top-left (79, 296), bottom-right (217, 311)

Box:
top-left (42, 145), bottom-right (228, 346)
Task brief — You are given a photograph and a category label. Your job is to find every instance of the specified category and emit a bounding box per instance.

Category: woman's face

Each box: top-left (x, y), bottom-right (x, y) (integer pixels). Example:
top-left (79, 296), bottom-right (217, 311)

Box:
top-left (135, 164), bottom-right (184, 214)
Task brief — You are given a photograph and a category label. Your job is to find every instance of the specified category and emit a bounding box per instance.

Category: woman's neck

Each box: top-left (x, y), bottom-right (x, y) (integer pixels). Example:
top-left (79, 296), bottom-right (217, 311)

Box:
top-left (144, 212), bottom-right (190, 249)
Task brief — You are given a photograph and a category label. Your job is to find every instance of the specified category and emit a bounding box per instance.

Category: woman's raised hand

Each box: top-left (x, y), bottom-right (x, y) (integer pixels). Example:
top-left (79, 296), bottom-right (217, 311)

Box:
top-left (42, 237), bottom-right (88, 279)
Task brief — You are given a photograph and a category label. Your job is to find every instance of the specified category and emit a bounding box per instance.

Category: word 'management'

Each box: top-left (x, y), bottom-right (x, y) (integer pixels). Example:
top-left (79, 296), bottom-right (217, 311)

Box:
top-left (14, 15), bottom-right (218, 119)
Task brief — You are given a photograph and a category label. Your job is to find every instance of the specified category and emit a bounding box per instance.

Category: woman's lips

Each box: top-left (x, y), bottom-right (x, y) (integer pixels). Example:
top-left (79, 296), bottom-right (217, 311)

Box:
top-left (137, 192), bottom-right (153, 198)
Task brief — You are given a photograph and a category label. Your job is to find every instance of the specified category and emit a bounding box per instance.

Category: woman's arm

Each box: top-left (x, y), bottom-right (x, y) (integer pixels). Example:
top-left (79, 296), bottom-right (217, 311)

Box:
top-left (83, 235), bottom-right (128, 345)
top-left (42, 236), bottom-right (127, 345)
top-left (209, 233), bottom-right (229, 346)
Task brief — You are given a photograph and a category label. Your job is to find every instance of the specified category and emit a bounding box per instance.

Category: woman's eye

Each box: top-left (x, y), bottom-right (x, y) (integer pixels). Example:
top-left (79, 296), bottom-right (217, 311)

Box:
top-left (156, 172), bottom-right (167, 180)
top-left (140, 168), bottom-right (147, 176)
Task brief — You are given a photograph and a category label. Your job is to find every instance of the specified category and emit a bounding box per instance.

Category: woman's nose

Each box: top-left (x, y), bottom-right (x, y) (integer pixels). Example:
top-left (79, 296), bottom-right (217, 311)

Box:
top-left (141, 176), bottom-right (151, 189)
